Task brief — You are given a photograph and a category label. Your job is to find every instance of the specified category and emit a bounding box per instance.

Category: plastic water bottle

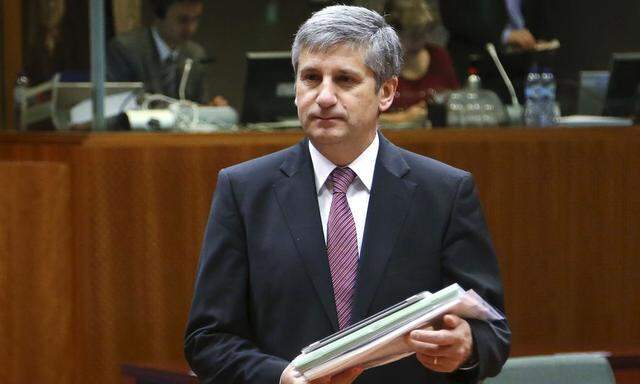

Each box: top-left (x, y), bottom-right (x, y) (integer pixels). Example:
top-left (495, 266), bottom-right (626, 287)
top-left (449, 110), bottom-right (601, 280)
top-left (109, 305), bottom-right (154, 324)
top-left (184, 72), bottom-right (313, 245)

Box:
top-left (539, 68), bottom-right (557, 126)
top-left (524, 66), bottom-right (541, 127)
top-left (13, 72), bottom-right (30, 130)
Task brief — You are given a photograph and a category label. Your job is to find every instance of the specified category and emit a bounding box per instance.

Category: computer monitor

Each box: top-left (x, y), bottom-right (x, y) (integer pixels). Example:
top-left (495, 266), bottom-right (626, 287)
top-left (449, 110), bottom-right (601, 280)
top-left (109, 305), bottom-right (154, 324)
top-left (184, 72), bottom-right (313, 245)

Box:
top-left (577, 71), bottom-right (609, 115)
top-left (241, 51), bottom-right (298, 124)
top-left (602, 52), bottom-right (640, 117)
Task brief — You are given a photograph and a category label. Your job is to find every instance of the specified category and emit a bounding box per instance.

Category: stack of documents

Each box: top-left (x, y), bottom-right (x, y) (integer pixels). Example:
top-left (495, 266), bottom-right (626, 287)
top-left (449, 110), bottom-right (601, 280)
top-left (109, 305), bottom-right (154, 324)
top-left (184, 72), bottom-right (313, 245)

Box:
top-left (292, 284), bottom-right (503, 380)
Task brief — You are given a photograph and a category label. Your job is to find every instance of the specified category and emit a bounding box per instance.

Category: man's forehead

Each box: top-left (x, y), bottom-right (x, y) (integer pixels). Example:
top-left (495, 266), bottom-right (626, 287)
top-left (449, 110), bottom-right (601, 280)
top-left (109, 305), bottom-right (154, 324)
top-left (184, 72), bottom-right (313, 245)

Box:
top-left (298, 44), bottom-right (369, 70)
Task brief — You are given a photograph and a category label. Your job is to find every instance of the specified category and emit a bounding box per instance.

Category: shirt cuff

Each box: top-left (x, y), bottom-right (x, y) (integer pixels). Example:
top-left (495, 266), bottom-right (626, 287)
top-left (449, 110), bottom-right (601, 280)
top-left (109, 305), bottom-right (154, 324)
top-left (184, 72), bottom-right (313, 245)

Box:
top-left (502, 27), bottom-right (513, 45)
top-left (458, 342), bottom-right (480, 371)
top-left (458, 359), bottom-right (479, 371)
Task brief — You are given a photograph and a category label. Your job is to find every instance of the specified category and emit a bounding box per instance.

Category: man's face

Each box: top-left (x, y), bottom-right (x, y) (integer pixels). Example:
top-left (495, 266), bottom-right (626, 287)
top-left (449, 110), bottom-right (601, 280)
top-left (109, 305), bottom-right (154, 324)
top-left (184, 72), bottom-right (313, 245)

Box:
top-left (156, 1), bottom-right (203, 48)
top-left (295, 45), bottom-right (396, 153)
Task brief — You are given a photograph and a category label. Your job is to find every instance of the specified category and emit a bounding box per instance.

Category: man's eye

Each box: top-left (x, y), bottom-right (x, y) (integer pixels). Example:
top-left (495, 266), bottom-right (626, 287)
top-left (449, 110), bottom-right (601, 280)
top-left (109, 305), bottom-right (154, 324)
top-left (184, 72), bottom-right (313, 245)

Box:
top-left (301, 74), bottom-right (320, 82)
top-left (337, 75), bottom-right (356, 85)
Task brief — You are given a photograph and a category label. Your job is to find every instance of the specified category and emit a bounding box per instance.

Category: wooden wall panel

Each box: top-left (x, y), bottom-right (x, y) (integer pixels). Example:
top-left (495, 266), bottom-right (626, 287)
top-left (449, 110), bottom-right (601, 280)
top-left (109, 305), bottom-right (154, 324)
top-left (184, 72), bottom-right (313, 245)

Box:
top-left (0, 161), bottom-right (74, 383)
top-left (2, 0), bottom-right (22, 130)
top-left (0, 128), bottom-right (638, 383)
top-left (70, 140), bottom-right (301, 383)
top-left (387, 129), bottom-right (640, 354)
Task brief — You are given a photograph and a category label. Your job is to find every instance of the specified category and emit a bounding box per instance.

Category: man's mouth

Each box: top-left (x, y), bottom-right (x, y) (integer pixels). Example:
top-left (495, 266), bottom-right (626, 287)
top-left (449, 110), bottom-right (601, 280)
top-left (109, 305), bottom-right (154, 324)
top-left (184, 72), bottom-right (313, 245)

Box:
top-left (312, 114), bottom-right (344, 121)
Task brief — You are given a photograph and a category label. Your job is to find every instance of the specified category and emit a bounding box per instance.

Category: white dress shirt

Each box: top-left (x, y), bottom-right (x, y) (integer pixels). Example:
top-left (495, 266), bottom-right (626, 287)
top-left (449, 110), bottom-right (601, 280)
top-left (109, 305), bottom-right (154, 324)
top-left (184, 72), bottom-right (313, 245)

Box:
top-left (151, 27), bottom-right (178, 62)
top-left (309, 134), bottom-right (379, 255)
top-left (501, 0), bottom-right (526, 44)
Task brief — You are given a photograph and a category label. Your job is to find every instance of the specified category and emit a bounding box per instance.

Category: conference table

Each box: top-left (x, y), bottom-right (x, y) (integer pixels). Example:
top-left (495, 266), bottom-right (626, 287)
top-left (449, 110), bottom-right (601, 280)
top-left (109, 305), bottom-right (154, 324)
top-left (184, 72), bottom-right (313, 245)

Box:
top-left (1, 126), bottom-right (639, 384)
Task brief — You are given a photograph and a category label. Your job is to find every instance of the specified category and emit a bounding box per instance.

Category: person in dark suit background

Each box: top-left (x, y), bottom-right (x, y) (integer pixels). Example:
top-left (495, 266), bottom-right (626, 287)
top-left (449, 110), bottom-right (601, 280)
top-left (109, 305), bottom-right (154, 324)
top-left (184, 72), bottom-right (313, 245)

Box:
top-left (107, 0), bottom-right (224, 104)
top-left (184, 5), bottom-right (509, 384)
top-left (440, 0), bottom-right (554, 102)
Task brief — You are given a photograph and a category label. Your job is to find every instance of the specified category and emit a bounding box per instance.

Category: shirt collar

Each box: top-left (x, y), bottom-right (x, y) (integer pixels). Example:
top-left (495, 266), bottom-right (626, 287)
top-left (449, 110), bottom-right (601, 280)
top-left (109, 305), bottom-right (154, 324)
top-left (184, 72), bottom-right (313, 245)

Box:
top-left (309, 132), bottom-right (379, 194)
top-left (151, 27), bottom-right (178, 62)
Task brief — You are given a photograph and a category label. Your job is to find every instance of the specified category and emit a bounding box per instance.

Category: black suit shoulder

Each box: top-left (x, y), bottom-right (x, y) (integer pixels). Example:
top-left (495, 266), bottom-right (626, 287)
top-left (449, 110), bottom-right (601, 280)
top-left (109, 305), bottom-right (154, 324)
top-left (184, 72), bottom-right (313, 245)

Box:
top-left (398, 146), bottom-right (468, 177)
top-left (392, 144), bottom-right (472, 190)
top-left (218, 142), bottom-right (305, 202)
top-left (222, 144), bottom-right (296, 179)
top-left (111, 28), bottom-right (149, 48)
top-left (110, 28), bottom-right (205, 60)
top-left (182, 40), bottom-right (206, 60)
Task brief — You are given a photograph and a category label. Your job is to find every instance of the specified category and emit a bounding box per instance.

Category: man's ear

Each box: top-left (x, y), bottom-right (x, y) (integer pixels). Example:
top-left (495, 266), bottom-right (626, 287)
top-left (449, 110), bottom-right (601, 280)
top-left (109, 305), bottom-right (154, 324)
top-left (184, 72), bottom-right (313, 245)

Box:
top-left (378, 76), bottom-right (398, 113)
top-left (294, 97), bottom-right (298, 106)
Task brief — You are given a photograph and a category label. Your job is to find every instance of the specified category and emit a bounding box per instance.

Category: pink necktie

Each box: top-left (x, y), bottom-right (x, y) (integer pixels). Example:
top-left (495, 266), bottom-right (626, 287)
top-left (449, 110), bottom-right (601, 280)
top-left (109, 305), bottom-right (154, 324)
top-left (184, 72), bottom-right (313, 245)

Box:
top-left (327, 167), bottom-right (359, 329)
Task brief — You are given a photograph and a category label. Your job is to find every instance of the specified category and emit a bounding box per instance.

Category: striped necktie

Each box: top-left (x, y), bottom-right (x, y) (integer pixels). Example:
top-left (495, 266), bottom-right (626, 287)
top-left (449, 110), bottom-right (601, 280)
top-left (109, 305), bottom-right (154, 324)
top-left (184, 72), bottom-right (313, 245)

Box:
top-left (327, 167), bottom-right (359, 329)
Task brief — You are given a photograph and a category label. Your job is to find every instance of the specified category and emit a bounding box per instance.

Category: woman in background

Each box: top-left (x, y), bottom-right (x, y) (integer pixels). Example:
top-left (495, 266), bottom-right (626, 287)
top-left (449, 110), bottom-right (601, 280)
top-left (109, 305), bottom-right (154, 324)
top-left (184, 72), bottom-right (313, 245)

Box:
top-left (381, 0), bottom-right (459, 125)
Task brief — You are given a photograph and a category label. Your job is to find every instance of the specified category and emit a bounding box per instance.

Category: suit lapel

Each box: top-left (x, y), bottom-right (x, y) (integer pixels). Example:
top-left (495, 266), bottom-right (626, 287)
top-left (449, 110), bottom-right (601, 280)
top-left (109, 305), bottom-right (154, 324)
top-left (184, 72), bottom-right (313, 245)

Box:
top-left (144, 28), bottom-right (164, 94)
top-left (352, 135), bottom-right (417, 322)
top-left (273, 141), bottom-right (339, 330)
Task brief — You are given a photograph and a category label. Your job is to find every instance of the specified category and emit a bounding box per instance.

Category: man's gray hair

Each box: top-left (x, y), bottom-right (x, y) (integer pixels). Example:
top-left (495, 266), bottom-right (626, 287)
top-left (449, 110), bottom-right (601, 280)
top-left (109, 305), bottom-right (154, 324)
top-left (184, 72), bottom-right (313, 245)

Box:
top-left (291, 5), bottom-right (403, 90)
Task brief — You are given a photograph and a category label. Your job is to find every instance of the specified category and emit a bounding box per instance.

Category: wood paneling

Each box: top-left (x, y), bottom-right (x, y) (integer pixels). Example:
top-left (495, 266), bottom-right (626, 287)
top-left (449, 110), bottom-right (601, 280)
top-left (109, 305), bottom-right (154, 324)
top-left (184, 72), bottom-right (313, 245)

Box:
top-left (0, 127), bottom-right (639, 383)
top-left (385, 129), bottom-right (640, 354)
top-left (2, 0), bottom-right (22, 130)
top-left (0, 161), bottom-right (73, 383)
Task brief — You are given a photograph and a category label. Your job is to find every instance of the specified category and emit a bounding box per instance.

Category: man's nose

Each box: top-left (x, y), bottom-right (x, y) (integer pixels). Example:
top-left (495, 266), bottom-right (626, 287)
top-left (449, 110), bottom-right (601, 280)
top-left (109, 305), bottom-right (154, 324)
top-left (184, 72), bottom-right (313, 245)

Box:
top-left (315, 80), bottom-right (338, 108)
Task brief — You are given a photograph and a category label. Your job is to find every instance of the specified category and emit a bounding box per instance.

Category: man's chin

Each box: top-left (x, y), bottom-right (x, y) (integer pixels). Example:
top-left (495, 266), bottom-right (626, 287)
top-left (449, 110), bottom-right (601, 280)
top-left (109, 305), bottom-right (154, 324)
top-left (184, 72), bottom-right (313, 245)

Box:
top-left (304, 124), bottom-right (347, 144)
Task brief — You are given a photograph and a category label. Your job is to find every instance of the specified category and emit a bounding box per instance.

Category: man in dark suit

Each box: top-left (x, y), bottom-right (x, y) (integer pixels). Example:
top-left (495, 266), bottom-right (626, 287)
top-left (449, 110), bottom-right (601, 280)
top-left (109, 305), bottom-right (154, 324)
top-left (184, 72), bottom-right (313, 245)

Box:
top-left (107, 0), bottom-right (215, 104)
top-left (184, 5), bottom-right (510, 384)
top-left (440, 0), bottom-right (554, 102)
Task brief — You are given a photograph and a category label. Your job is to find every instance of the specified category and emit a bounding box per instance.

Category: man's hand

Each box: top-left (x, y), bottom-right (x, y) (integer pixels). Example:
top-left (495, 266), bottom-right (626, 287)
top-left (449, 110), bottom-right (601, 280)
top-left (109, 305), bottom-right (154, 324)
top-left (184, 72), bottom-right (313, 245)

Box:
top-left (207, 95), bottom-right (229, 106)
top-left (281, 365), bottom-right (308, 384)
top-left (281, 364), bottom-right (363, 384)
top-left (506, 28), bottom-right (537, 50)
top-left (405, 314), bottom-right (474, 373)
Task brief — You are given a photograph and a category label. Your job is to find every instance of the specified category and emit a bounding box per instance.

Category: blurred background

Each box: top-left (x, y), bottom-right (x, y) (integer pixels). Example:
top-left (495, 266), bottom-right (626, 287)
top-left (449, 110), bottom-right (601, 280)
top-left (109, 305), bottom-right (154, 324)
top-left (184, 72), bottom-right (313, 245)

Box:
top-left (2, 0), bottom-right (639, 126)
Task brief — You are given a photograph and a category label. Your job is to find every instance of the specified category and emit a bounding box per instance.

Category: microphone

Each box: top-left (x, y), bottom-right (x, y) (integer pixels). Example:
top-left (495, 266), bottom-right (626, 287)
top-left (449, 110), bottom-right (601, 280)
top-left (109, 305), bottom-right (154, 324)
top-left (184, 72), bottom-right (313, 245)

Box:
top-left (179, 58), bottom-right (194, 101)
top-left (178, 57), bottom-right (214, 101)
top-left (485, 43), bottom-right (523, 125)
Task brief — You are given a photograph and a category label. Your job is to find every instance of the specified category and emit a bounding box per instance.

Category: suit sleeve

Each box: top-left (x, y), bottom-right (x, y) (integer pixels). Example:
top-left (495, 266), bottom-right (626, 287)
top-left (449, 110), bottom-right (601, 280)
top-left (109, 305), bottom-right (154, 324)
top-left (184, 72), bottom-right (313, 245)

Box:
top-left (441, 173), bottom-right (511, 381)
top-left (440, 0), bottom-right (507, 47)
top-left (106, 38), bottom-right (136, 82)
top-left (184, 170), bottom-right (289, 384)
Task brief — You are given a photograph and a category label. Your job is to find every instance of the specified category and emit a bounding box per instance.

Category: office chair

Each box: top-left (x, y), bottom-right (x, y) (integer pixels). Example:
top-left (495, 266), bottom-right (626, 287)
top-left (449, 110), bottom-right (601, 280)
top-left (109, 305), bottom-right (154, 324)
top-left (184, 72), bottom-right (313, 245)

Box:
top-left (484, 352), bottom-right (616, 384)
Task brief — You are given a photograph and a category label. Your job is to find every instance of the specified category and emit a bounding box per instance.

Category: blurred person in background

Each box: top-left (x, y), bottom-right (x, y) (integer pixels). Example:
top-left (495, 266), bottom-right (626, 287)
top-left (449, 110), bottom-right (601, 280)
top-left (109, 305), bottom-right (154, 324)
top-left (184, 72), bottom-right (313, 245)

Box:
top-left (381, 0), bottom-right (459, 126)
top-left (440, 0), bottom-right (554, 103)
top-left (107, 0), bottom-right (226, 105)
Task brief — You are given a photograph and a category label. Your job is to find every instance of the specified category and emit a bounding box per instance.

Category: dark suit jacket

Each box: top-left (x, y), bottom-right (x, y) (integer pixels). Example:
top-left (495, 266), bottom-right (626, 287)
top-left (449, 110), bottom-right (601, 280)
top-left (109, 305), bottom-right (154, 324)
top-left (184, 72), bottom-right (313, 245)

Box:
top-left (184, 134), bottom-right (510, 383)
top-left (440, 0), bottom-right (554, 102)
top-left (106, 28), bottom-right (209, 103)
